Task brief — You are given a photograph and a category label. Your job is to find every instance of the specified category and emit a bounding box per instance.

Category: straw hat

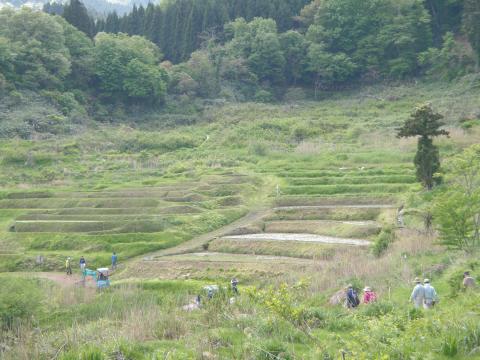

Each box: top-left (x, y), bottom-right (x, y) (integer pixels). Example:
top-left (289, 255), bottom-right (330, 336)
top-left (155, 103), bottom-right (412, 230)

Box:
top-left (414, 277), bottom-right (421, 283)
top-left (363, 286), bottom-right (371, 292)
top-left (423, 278), bottom-right (430, 284)
top-left (347, 284), bottom-right (353, 288)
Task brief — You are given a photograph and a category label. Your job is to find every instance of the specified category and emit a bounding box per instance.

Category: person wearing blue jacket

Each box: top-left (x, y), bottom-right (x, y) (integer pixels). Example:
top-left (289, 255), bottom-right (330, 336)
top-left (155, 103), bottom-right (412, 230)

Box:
top-left (345, 284), bottom-right (360, 309)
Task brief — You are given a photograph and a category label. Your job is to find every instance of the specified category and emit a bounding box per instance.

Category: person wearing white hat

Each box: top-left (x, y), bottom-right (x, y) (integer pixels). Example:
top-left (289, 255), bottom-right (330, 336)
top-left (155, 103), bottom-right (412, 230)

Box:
top-left (410, 277), bottom-right (424, 308)
top-left (362, 286), bottom-right (377, 304)
top-left (423, 279), bottom-right (438, 309)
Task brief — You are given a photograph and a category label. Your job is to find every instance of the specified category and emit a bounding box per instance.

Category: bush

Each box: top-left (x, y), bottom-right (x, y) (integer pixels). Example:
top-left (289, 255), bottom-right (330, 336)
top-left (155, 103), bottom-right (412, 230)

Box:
top-left (250, 143), bottom-right (268, 156)
top-left (0, 278), bottom-right (43, 328)
top-left (42, 91), bottom-right (85, 116)
top-left (254, 90), bottom-right (274, 103)
top-left (292, 126), bottom-right (318, 142)
top-left (371, 227), bottom-right (395, 257)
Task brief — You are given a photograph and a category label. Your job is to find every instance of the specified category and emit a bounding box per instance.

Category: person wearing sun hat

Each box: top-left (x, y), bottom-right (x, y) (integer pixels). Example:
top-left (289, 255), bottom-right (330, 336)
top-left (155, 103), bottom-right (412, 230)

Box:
top-left (362, 286), bottom-right (377, 304)
top-left (410, 277), bottom-right (425, 308)
top-left (345, 284), bottom-right (360, 309)
top-left (423, 278), bottom-right (438, 309)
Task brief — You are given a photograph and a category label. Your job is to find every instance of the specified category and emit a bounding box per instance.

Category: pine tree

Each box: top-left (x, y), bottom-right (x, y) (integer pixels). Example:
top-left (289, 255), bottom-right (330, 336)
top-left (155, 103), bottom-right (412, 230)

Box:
top-left (105, 12), bottom-right (119, 33)
top-left (63, 0), bottom-right (93, 37)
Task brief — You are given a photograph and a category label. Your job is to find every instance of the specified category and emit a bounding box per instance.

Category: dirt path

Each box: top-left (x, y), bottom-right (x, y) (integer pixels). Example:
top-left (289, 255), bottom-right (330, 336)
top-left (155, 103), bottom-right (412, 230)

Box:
top-left (10, 272), bottom-right (94, 288)
top-left (16, 220), bottom-right (106, 223)
top-left (274, 204), bottom-right (396, 210)
top-left (142, 208), bottom-right (271, 260)
top-left (223, 233), bottom-right (370, 246)
top-left (157, 252), bottom-right (315, 264)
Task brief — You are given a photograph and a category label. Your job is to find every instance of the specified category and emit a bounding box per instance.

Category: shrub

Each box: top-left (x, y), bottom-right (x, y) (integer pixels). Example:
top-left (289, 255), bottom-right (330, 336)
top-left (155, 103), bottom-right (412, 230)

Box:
top-left (254, 90), bottom-right (274, 103)
top-left (372, 227), bottom-right (395, 257)
top-left (0, 278), bottom-right (43, 328)
top-left (292, 126), bottom-right (318, 142)
top-left (447, 261), bottom-right (479, 296)
top-left (250, 143), bottom-right (268, 156)
top-left (42, 91), bottom-right (85, 116)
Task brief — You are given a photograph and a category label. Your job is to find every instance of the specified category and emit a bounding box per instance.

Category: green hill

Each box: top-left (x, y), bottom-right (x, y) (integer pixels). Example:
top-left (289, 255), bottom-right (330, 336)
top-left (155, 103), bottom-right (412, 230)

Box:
top-left (0, 78), bottom-right (479, 359)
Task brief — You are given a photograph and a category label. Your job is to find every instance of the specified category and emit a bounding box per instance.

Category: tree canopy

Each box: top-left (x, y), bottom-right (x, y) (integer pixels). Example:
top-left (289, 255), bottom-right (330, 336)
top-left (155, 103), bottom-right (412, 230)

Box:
top-left (397, 104), bottom-right (449, 189)
top-left (434, 144), bottom-right (480, 250)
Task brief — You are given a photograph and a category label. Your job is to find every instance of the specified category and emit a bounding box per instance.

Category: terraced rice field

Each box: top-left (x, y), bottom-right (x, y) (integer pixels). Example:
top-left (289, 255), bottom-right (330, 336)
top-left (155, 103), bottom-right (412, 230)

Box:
top-left (135, 150), bottom-right (409, 276)
top-left (0, 174), bottom-right (257, 270)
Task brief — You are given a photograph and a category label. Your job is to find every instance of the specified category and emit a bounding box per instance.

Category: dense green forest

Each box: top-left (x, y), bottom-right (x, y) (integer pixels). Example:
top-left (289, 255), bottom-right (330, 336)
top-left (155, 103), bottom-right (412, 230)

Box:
top-left (1, 0), bottom-right (479, 138)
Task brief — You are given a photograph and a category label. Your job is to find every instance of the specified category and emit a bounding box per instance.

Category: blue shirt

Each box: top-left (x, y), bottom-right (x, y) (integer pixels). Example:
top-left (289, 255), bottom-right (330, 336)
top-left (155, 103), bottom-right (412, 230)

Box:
top-left (424, 284), bottom-right (438, 301)
top-left (112, 254), bottom-right (118, 263)
top-left (410, 284), bottom-right (424, 301)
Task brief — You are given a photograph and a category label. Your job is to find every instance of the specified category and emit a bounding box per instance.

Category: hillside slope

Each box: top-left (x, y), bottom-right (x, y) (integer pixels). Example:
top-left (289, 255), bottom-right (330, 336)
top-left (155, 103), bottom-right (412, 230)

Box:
top-left (0, 80), bottom-right (479, 359)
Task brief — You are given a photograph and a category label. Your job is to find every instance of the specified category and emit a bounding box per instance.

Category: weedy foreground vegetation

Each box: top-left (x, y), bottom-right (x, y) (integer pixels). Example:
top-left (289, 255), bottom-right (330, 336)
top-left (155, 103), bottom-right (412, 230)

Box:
top-left (1, 78), bottom-right (480, 359)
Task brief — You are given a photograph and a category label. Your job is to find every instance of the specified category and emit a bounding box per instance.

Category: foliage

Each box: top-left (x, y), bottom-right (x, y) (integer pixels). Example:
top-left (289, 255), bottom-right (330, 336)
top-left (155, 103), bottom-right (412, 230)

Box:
top-left (434, 145), bottom-right (480, 250)
top-left (372, 227), bottom-right (395, 257)
top-left (462, 0), bottom-right (480, 69)
top-left (397, 103), bottom-right (449, 189)
top-left (225, 18), bottom-right (285, 85)
top-left (419, 32), bottom-right (475, 80)
top-left (0, 8), bottom-right (71, 90)
top-left (93, 32), bottom-right (167, 103)
top-left (304, 0), bottom-right (432, 81)
top-left (247, 281), bottom-right (309, 325)
top-left (96, 0), bottom-right (310, 63)
top-left (0, 278), bottom-right (43, 328)
top-left (63, 0), bottom-right (95, 38)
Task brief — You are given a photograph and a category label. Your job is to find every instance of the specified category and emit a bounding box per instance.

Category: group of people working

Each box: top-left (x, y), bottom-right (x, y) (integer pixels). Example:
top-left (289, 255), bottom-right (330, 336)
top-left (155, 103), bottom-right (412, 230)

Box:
top-left (346, 272), bottom-right (476, 310)
top-left (345, 285), bottom-right (377, 308)
top-left (64, 252), bottom-right (118, 275)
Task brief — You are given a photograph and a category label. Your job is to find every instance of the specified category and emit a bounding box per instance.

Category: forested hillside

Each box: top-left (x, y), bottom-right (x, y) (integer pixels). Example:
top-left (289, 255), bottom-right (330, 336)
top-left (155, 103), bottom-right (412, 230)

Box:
top-left (0, 0), bottom-right (477, 140)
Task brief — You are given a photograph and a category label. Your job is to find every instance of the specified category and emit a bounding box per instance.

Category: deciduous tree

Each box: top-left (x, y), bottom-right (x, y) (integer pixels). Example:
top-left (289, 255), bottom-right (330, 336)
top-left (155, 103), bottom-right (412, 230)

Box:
top-left (434, 144), bottom-right (480, 250)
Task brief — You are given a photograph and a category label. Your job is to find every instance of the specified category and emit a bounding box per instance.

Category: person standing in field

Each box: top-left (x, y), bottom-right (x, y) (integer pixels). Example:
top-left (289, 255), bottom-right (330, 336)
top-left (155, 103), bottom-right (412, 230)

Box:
top-left (65, 257), bottom-right (72, 275)
top-left (423, 279), bottom-right (438, 309)
top-left (463, 271), bottom-right (476, 289)
top-left (410, 277), bottom-right (424, 308)
top-left (362, 286), bottom-right (377, 304)
top-left (231, 278), bottom-right (239, 294)
top-left (111, 252), bottom-right (118, 270)
top-left (79, 256), bottom-right (86, 272)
